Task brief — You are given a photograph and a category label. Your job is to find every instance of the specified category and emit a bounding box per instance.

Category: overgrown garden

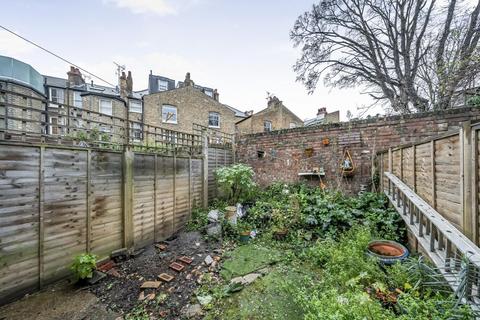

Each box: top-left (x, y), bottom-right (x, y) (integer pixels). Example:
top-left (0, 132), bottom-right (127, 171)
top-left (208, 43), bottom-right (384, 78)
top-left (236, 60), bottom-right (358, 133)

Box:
top-left (184, 164), bottom-right (475, 319)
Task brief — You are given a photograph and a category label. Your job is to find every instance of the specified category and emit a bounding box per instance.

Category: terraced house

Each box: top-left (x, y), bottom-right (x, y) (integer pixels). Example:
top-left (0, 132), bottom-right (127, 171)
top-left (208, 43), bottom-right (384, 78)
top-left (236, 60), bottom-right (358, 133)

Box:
top-left (0, 55), bottom-right (145, 144)
top-left (143, 72), bottom-right (246, 135)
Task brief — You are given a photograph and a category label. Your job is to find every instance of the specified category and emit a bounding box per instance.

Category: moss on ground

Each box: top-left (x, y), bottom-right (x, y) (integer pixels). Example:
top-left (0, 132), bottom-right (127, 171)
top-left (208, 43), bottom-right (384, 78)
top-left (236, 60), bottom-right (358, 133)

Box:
top-left (220, 244), bottom-right (283, 280)
top-left (206, 243), bottom-right (319, 320)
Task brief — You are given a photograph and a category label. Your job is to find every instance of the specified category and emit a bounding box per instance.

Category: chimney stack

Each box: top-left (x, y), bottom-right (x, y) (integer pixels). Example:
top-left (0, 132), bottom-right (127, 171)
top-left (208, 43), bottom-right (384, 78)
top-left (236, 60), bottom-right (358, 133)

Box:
top-left (183, 72), bottom-right (194, 87)
top-left (267, 95), bottom-right (281, 108)
top-left (317, 107), bottom-right (327, 119)
top-left (67, 66), bottom-right (85, 86)
top-left (213, 89), bottom-right (219, 101)
top-left (126, 71), bottom-right (133, 95)
top-left (119, 71), bottom-right (128, 99)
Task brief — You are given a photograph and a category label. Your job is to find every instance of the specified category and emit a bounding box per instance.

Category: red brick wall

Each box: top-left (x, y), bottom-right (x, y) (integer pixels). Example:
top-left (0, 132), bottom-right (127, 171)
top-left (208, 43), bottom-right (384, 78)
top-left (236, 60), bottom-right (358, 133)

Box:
top-left (236, 107), bottom-right (480, 194)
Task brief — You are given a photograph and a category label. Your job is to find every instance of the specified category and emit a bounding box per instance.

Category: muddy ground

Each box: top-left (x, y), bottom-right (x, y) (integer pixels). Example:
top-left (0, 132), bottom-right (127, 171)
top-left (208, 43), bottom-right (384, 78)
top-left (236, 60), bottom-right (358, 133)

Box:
top-left (0, 231), bottom-right (221, 320)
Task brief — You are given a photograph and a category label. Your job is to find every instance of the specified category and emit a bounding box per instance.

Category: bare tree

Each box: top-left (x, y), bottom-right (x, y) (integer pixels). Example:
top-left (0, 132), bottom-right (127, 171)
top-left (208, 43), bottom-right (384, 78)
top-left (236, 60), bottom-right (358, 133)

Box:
top-left (291, 0), bottom-right (480, 113)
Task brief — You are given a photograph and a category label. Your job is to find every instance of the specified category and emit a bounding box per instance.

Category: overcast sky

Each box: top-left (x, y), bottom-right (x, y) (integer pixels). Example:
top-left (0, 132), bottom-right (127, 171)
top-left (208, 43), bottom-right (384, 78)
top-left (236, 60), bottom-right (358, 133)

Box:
top-left (0, 0), bottom-right (386, 120)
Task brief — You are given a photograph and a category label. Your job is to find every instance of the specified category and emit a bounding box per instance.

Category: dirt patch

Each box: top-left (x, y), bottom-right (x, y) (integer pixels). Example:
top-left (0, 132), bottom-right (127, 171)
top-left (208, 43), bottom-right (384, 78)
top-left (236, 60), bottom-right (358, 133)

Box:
top-left (0, 280), bottom-right (119, 320)
top-left (89, 231), bottom-right (221, 319)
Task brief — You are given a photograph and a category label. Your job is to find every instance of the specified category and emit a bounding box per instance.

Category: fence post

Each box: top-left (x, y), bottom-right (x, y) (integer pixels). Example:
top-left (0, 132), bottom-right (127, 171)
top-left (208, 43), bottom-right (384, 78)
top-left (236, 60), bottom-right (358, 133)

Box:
top-left (202, 130), bottom-right (209, 209)
top-left (38, 146), bottom-right (45, 289)
top-left (461, 121), bottom-right (473, 240)
top-left (122, 147), bottom-right (134, 248)
top-left (86, 149), bottom-right (92, 253)
top-left (431, 140), bottom-right (436, 209)
top-left (472, 127), bottom-right (478, 245)
top-left (388, 148), bottom-right (392, 173)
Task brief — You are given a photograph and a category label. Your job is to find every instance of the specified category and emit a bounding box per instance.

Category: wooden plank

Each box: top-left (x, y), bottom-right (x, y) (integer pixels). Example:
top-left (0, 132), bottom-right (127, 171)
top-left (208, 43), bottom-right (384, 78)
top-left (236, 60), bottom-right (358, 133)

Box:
top-left (86, 149), bottom-right (91, 253)
top-left (461, 122), bottom-right (473, 240)
top-left (123, 148), bottom-right (134, 248)
top-left (203, 135), bottom-right (208, 208)
top-left (38, 146), bottom-right (44, 289)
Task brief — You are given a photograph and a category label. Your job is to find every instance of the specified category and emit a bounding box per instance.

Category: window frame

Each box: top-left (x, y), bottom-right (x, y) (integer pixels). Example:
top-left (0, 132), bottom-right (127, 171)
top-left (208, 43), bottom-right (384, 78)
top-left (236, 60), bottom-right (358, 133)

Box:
top-left (73, 91), bottom-right (83, 108)
top-left (129, 100), bottom-right (142, 113)
top-left (208, 111), bottom-right (220, 128)
top-left (289, 122), bottom-right (296, 129)
top-left (161, 104), bottom-right (178, 124)
top-left (99, 99), bottom-right (113, 116)
top-left (49, 87), bottom-right (64, 107)
top-left (157, 79), bottom-right (169, 91)
top-left (264, 120), bottom-right (272, 132)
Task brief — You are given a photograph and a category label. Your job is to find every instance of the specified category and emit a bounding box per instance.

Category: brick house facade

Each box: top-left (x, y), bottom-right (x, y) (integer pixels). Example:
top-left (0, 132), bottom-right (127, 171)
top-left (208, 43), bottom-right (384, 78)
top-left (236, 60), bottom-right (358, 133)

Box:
top-left (143, 74), bottom-right (239, 134)
top-left (236, 107), bottom-right (480, 194)
top-left (236, 96), bottom-right (304, 135)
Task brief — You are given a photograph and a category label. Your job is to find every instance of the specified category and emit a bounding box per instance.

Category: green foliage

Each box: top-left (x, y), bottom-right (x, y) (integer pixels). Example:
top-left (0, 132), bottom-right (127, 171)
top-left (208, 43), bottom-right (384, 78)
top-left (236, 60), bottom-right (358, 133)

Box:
top-left (125, 303), bottom-right (150, 320)
top-left (70, 253), bottom-right (97, 280)
top-left (244, 183), bottom-right (404, 242)
top-left (215, 164), bottom-right (256, 205)
top-left (467, 95), bottom-right (480, 107)
top-left (186, 207), bottom-right (209, 231)
top-left (292, 228), bottom-right (474, 320)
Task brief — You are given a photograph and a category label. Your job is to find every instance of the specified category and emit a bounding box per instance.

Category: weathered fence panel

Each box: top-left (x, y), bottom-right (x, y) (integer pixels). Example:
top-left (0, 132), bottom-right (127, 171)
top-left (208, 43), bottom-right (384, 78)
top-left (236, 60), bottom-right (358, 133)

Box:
top-left (43, 148), bottom-right (88, 283)
top-left (155, 156), bottom-right (174, 241)
top-left (207, 147), bottom-right (234, 201)
top-left (0, 142), bottom-right (220, 304)
top-left (0, 145), bottom-right (40, 302)
top-left (90, 151), bottom-right (123, 257)
top-left (133, 154), bottom-right (156, 249)
top-left (378, 122), bottom-right (480, 243)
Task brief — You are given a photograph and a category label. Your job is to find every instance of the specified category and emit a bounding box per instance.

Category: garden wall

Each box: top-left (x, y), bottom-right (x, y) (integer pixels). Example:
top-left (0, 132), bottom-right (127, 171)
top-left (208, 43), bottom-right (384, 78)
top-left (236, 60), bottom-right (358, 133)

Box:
top-left (0, 142), bottom-right (232, 304)
top-left (236, 107), bottom-right (480, 194)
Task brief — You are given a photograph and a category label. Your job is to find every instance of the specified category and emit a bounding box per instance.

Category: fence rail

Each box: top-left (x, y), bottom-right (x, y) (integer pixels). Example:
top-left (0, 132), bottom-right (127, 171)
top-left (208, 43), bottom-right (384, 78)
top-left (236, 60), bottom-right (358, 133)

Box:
top-left (0, 87), bottom-right (203, 153)
top-left (385, 172), bottom-right (480, 308)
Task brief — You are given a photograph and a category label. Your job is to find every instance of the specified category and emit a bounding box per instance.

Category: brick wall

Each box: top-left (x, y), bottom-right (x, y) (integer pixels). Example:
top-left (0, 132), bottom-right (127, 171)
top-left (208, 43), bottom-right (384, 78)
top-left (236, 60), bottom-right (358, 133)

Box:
top-left (236, 107), bottom-right (480, 194)
top-left (143, 86), bottom-right (237, 134)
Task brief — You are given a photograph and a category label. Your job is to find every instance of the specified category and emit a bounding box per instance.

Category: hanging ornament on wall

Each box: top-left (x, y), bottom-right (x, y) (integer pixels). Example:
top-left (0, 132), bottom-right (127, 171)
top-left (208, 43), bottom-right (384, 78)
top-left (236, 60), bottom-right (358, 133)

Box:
top-left (340, 149), bottom-right (355, 177)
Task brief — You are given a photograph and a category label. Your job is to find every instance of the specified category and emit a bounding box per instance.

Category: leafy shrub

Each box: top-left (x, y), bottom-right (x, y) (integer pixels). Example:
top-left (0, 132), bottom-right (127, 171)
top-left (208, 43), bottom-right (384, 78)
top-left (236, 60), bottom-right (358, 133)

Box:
top-left (215, 164), bottom-right (256, 204)
top-left (186, 207), bottom-right (209, 231)
top-left (467, 95), bottom-right (480, 107)
top-left (71, 253), bottom-right (97, 280)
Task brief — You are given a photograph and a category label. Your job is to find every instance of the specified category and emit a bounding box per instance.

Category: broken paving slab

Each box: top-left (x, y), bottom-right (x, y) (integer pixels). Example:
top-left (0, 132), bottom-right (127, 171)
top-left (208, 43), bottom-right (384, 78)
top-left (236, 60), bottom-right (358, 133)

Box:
top-left (155, 243), bottom-right (167, 251)
top-left (140, 281), bottom-right (161, 289)
top-left (230, 273), bottom-right (262, 286)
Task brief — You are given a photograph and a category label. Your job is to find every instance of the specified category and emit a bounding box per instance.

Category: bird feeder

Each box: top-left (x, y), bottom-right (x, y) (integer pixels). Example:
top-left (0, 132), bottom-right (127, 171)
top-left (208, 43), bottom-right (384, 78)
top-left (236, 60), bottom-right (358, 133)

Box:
top-left (340, 149), bottom-right (355, 177)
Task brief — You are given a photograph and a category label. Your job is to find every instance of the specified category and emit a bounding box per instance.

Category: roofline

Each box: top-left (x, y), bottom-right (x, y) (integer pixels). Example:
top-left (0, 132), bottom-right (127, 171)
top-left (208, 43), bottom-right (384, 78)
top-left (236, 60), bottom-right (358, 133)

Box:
top-left (0, 77), bottom-right (46, 97)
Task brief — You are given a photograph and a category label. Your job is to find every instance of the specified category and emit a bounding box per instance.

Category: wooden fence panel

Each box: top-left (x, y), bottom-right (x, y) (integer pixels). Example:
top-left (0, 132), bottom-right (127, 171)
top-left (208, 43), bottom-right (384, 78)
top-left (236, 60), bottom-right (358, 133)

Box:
top-left (392, 149), bottom-right (401, 178)
top-left (90, 151), bottom-right (123, 257)
top-left (0, 145), bottom-right (39, 302)
top-left (414, 142), bottom-right (433, 204)
top-left (155, 156), bottom-right (174, 241)
top-left (43, 148), bottom-right (87, 283)
top-left (133, 154), bottom-right (155, 249)
top-left (191, 159), bottom-right (203, 209)
top-left (402, 146), bottom-right (415, 190)
top-left (175, 157), bottom-right (190, 231)
top-left (435, 136), bottom-right (462, 229)
top-left (155, 157), bottom-right (174, 241)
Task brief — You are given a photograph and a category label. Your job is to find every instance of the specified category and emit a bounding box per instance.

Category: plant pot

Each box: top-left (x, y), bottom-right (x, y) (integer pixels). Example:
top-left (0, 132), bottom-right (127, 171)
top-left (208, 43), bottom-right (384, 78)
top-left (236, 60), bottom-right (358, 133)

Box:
top-left (225, 206), bottom-right (237, 222)
top-left (273, 229), bottom-right (288, 240)
top-left (366, 240), bottom-right (409, 265)
top-left (239, 231), bottom-right (251, 243)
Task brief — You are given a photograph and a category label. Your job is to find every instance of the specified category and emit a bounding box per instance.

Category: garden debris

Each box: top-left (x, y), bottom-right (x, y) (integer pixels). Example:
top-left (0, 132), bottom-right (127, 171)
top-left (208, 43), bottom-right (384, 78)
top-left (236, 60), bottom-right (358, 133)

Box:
top-left (178, 256), bottom-right (193, 265)
top-left (138, 291), bottom-right (145, 301)
top-left (97, 260), bottom-right (115, 272)
top-left (206, 223), bottom-right (222, 237)
top-left (87, 270), bottom-right (106, 285)
top-left (140, 281), bottom-right (161, 289)
top-left (169, 262), bottom-right (185, 272)
top-left (204, 255), bottom-right (214, 265)
top-left (159, 273), bottom-right (175, 282)
top-left (156, 293), bottom-right (168, 303)
top-left (183, 304), bottom-right (203, 318)
top-left (197, 295), bottom-right (213, 306)
top-left (155, 243), bottom-right (167, 251)
top-left (145, 293), bottom-right (156, 301)
top-left (110, 248), bottom-right (128, 262)
top-left (207, 209), bottom-right (220, 222)
top-left (230, 273), bottom-right (262, 286)
top-left (107, 268), bottom-right (121, 278)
